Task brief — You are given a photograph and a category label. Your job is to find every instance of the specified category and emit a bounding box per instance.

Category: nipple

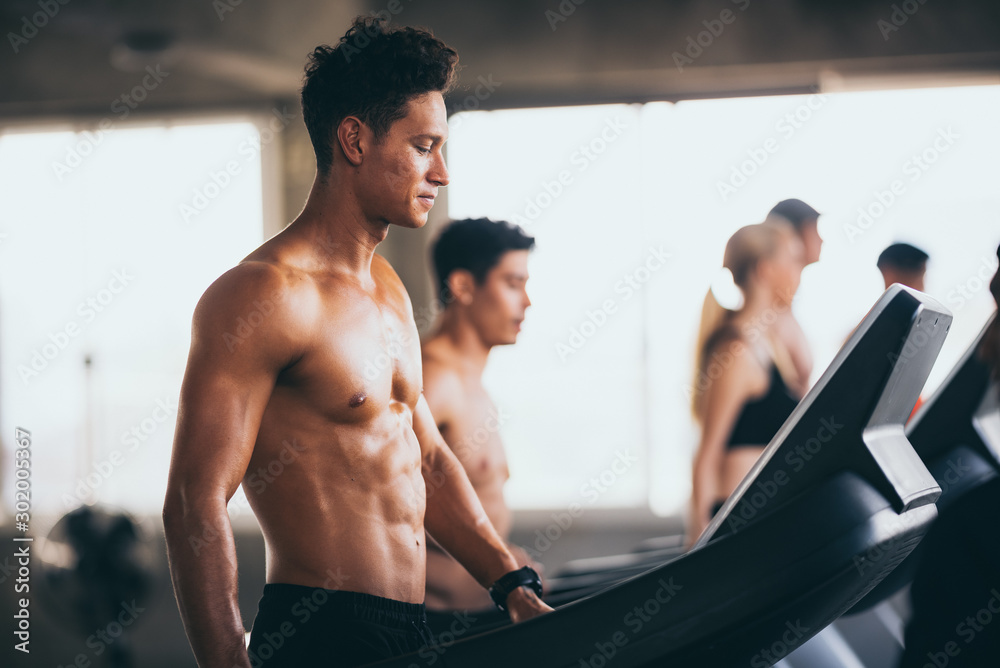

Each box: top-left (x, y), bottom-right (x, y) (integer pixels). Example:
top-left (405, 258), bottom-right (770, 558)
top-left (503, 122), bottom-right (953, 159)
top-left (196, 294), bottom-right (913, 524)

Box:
top-left (349, 392), bottom-right (367, 408)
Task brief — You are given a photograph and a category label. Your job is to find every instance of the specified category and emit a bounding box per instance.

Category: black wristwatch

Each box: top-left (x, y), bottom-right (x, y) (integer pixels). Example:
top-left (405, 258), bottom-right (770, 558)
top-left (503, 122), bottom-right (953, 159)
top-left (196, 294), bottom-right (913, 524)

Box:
top-left (488, 566), bottom-right (543, 612)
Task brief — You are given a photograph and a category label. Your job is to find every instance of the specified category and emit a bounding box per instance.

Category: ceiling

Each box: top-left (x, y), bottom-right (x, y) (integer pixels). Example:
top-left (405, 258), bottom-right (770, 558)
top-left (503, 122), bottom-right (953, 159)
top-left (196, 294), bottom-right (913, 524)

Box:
top-left (2, 0), bottom-right (999, 120)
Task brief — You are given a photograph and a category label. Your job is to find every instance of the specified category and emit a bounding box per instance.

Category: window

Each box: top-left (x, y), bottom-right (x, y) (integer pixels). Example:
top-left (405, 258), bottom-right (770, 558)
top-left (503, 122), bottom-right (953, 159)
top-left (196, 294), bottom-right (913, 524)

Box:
top-left (0, 118), bottom-right (268, 518)
top-left (447, 84), bottom-right (1000, 515)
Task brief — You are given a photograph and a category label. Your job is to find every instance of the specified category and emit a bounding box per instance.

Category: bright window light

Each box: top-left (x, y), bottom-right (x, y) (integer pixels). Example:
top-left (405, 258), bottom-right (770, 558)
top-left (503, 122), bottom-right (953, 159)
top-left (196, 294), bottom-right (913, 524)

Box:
top-left (0, 119), bottom-right (265, 518)
top-left (447, 85), bottom-right (1000, 516)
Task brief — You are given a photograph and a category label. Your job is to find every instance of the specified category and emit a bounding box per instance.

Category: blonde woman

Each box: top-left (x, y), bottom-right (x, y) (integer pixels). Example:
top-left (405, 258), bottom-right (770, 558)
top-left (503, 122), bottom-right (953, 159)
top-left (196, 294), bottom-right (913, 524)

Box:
top-left (688, 221), bottom-right (807, 546)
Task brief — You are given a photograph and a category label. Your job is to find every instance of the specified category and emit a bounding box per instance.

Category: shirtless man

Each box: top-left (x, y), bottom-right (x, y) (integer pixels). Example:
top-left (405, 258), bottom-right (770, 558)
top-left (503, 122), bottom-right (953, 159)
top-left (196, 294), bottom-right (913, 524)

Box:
top-left (765, 198), bottom-right (822, 396)
top-left (162, 18), bottom-right (549, 668)
top-left (421, 218), bottom-right (537, 611)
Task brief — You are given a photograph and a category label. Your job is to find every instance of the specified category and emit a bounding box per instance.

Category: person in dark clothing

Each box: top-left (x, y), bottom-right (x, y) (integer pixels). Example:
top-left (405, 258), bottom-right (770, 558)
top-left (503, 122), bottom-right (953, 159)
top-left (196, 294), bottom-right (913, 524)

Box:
top-left (898, 242), bottom-right (1000, 668)
top-left (687, 220), bottom-right (806, 546)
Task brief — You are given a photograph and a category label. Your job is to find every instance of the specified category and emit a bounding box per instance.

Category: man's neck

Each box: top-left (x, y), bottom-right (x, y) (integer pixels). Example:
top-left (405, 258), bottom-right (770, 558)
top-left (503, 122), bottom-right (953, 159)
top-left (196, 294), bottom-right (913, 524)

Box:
top-left (287, 172), bottom-right (388, 277)
top-left (433, 310), bottom-right (492, 377)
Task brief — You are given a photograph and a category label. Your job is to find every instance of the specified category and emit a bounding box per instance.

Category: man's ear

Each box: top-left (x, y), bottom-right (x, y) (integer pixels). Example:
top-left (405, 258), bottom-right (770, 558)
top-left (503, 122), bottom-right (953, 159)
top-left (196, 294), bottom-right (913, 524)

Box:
top-left (337, 116), bottom-right (364, 167)
top-left (448, 270), bottom-right (476, 306)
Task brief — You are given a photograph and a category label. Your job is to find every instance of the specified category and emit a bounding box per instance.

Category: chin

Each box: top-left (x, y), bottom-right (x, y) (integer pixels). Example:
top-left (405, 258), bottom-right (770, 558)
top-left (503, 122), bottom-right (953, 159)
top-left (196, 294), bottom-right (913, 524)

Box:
top-left (394, 213), bottom-right (428, 229)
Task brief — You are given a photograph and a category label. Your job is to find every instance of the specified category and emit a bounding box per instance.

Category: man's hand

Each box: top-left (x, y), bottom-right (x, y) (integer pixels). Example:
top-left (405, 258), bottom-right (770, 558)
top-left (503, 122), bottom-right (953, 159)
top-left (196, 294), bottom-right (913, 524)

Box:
top-left (505, 586), bottom-right (554, 623)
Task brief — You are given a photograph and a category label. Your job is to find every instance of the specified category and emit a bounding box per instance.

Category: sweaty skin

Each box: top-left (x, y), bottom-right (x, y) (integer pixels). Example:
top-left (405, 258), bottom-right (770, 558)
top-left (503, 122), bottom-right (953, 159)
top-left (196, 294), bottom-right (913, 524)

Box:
top-left (162, 92), bottom-right (549, 668)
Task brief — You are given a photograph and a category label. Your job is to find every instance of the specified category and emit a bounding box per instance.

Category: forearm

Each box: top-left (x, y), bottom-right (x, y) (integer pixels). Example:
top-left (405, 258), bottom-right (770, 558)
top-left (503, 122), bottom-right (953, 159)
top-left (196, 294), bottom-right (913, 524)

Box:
top-left (423, 446), bottom-right (518, 589)
top-left (163, 497), bottom-right (250, 668)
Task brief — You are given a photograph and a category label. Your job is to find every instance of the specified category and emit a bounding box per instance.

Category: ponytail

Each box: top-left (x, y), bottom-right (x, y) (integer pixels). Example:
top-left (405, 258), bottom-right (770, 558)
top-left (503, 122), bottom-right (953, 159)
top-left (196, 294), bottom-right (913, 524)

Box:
top-left (690, 286), bottom-right (734, 422)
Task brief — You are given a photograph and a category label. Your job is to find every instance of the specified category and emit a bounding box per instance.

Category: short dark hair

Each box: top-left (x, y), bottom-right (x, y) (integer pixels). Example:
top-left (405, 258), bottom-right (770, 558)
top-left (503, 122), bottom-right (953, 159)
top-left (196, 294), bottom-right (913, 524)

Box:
top-left (431, 218), bottom-right (535, 303)
top-left (301, 16), bottom-right (459, 175)
top-left (768, 198), bottom-right (821, 228)
top-left (877, 243), bottom-right (929, 273)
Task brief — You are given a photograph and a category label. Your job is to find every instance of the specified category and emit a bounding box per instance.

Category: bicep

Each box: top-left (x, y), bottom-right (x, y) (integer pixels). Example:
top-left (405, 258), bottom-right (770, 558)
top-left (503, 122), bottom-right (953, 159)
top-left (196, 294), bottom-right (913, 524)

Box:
top-left (166, 269), bottom-right (302, 504)
top-left (168, 349), bottom-right (277, 502)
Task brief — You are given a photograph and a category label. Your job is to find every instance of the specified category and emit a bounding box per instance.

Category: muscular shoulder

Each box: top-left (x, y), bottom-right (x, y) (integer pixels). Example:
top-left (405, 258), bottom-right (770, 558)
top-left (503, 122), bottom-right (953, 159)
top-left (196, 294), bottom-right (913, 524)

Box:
top-left (193, 260), bottom-right (319, 361)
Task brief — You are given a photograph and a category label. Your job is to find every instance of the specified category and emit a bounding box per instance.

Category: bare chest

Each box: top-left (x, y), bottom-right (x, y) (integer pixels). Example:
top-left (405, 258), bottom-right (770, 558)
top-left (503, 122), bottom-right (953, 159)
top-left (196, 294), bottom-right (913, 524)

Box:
top-left (443, 387), bottom-right (510, 479)
top-left (280, 285), bottom-right (422, 423)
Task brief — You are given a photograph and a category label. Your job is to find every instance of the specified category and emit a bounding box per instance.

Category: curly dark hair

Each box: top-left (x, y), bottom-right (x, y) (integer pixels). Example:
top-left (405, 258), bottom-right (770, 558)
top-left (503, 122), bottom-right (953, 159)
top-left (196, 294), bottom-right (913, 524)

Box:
top-left (300, 16), bottom-right (459, 175)
top-left (431, 218), bottom-right (535, 304)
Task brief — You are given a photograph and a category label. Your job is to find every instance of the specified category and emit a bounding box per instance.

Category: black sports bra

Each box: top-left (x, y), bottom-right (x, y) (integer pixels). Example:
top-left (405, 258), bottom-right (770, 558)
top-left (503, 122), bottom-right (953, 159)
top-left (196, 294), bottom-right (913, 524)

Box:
top-left (726, 363), bottom-right (799, 450)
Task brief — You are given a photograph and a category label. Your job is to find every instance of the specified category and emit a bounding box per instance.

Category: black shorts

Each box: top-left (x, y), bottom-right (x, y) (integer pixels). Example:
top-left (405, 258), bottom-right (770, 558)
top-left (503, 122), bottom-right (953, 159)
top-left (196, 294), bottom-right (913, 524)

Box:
top-left (247, 584), bottom-right (432, 667)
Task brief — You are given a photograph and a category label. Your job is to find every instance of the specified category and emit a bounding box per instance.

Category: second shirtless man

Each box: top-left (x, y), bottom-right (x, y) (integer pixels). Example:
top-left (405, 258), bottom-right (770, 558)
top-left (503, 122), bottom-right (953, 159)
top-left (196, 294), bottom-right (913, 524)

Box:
top-left (421, 218), bottom-right (538, 611)
top-left (162, 18), bottom-right (549, 668)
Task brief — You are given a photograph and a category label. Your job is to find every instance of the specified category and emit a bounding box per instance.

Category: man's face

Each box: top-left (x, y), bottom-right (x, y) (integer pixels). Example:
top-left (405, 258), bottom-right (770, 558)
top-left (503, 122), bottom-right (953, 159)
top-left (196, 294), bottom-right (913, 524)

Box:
top-left (799, 218), bottom-right (823, 265)
top-left (467, 250), bottom-right (532, 347)
top-left (359, 92), bottom-right (449, 229)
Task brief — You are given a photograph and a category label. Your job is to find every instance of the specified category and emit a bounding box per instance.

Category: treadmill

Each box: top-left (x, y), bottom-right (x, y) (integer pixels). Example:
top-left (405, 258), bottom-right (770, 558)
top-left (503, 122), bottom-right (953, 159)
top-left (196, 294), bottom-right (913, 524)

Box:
top-left (372, 285), bottom-right (952, 666)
